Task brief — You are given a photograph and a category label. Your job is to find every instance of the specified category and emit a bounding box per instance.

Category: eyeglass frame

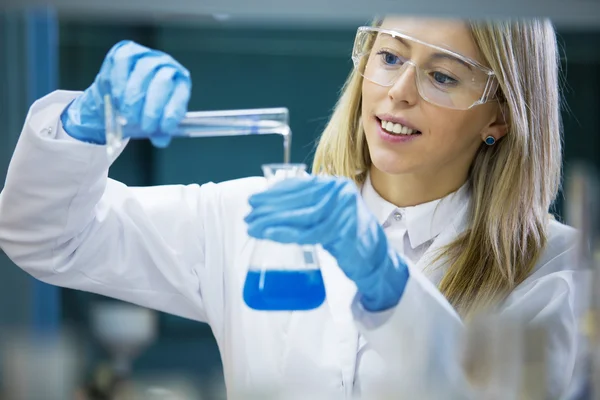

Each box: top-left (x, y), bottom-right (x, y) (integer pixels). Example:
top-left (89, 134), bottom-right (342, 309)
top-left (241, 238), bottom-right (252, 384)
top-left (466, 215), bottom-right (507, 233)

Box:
top-left (351, 26), bottom-right (499, 110)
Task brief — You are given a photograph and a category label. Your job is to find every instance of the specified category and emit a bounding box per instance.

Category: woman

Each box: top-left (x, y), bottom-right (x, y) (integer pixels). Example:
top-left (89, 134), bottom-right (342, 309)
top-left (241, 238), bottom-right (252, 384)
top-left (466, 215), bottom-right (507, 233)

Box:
top-left (0, 16), bottom-right (579, 399)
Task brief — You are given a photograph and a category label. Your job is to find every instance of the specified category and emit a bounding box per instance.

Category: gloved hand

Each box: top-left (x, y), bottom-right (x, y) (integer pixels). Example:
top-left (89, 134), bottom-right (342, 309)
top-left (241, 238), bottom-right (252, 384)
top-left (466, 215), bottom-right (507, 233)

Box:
top-left (245, 176), bottom-right (410, 312)
top-left (60, 40), bottom-right (191, 147)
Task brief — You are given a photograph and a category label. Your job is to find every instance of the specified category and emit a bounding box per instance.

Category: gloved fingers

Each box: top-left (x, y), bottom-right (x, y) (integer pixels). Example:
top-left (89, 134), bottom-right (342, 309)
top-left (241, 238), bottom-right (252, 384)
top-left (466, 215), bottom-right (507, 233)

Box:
top-left (160, 75), bottom-right (191, 134)
top-left (318, 199), bottom-right (360, 254)
top-left (102, 41), bottom-right (154, 105)
top-left (268, 176), bottom-right (356, 206)
top-left (246, 177), bottom-right (356, 225)
top-left (247, 193), bottom-right (354, 247)
top-left (248, 176), bottom-right (342, 209)
top-left (256, 213), bottom-right (352, 246)
top-left (246, 205), bottom-right (327, 235)
top-left (248, 224), bottom-right (324, 245)
top-left (120, 55), bottom-right (180, 125)
top-left (321, 199), bottom-right (389, 281)
top-left (140, 66), bottom-right (178, 134)
top-left (245, 183), bottom-right (345, 230)
top-left (149, 74), bottom-right (188, 146)
top-left (248, 177), bottom-right (317, 206)
top-left (246, 179), bottom-right (334, 218)
top-left (149, 133), bottom-right (172, 148)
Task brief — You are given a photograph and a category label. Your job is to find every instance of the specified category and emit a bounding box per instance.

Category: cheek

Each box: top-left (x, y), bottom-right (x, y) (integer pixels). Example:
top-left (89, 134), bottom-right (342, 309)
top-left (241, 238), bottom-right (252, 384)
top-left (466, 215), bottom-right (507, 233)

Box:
top-left (423, 107), bottom-right (482, 149)
top-left (361, 82), bottom-right (386, 140)
top-left (361, 80), bottom-right (387, 115)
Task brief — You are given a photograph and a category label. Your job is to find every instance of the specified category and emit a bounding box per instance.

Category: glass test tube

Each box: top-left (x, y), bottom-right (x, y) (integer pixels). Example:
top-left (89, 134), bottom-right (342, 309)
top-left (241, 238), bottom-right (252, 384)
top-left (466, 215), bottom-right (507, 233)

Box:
top-left (104, 95), bottom-right (291, 163)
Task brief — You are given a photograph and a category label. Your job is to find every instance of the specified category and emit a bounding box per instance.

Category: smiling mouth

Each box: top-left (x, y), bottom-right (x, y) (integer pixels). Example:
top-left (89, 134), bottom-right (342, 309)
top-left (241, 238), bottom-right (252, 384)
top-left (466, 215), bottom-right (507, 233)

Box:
top-left (377, 117), bottom-right (422, 136)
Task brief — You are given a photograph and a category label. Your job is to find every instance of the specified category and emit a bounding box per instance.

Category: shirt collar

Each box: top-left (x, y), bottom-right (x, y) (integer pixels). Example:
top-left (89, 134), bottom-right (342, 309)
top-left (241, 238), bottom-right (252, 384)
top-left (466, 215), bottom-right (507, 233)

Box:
top-left (361, 173), bottom-right (471, 249)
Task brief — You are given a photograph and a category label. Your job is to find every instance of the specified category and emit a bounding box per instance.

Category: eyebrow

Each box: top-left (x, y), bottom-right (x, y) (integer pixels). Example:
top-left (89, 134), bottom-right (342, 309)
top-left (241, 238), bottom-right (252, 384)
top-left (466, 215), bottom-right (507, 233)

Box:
top-left (391, 35), bottom-right (474, 71)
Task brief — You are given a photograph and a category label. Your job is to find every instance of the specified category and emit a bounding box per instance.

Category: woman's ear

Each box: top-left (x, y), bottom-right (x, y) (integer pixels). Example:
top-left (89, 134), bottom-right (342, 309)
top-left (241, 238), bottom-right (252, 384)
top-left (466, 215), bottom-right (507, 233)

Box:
top-left (482, 102), bottom-right (509, 142)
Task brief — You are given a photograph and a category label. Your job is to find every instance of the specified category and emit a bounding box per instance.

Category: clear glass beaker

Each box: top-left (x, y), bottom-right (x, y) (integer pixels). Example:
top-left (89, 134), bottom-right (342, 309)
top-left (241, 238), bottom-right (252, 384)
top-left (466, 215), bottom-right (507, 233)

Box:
top-left (243, 163), bottom-right (326, 311)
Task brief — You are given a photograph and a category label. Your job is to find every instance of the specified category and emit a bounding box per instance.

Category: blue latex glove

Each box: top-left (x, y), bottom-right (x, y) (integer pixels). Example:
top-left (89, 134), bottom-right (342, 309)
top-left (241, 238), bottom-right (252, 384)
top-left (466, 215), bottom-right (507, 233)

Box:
top-left (245, 176), bottom-right (410, 312)
top-left (61, 40), bottom-right (191, 148)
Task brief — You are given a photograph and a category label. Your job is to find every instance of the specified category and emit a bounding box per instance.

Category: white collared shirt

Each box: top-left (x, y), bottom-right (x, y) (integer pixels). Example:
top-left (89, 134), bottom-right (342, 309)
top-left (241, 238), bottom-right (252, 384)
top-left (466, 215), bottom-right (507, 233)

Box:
top-left (361, 173), bottom-right (470, 268)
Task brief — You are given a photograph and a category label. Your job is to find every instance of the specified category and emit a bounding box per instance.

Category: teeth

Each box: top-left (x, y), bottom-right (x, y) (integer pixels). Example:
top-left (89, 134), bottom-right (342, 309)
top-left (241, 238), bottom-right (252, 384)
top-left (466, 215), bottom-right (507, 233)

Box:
top-left (380, 119), bottom-right (417, 135)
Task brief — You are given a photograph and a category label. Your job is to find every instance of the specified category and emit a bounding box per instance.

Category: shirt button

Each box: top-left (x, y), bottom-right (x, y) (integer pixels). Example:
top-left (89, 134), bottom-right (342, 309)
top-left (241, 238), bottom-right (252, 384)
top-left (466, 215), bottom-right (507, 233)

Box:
top-left (393, 212), bottom-right (402, 221)
top-left (41, 126), bottom-right (53, 137)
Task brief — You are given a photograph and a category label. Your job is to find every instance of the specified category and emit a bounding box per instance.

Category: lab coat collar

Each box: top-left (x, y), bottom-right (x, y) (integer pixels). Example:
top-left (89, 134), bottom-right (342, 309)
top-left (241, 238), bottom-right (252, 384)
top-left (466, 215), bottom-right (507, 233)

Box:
top-left (361, 173), bottom-right (471, 249)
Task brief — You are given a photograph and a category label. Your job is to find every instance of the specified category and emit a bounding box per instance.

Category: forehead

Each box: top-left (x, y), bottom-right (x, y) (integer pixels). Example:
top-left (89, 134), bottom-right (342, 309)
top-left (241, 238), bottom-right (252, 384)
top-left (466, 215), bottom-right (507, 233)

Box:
top-left (379, 17), bottom-right (482, 62)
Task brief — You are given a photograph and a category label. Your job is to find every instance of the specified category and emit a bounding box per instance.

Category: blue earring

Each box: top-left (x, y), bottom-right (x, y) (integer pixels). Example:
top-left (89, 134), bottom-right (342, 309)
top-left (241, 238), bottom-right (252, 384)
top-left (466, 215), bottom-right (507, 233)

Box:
top-left (484, 136), bottom-right (496, 146)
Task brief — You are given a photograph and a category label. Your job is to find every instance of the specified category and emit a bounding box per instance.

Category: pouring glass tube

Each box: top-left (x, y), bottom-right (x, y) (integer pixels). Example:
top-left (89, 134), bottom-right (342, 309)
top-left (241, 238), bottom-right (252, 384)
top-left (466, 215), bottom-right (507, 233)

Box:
top-left (103, 93), bottom-right (292, 163)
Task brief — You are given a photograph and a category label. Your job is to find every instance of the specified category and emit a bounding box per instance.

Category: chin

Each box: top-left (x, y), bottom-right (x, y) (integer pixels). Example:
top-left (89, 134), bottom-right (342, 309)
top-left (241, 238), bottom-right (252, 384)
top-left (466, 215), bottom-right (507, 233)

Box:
top-left (369, 151), bottom-right (419, 175)
top-left (364, 130), bottom-right (421, 175)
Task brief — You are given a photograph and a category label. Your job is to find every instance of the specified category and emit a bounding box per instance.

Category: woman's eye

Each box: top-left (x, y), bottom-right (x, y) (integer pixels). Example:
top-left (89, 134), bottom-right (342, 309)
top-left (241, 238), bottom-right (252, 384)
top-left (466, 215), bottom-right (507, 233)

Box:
top-left (432, 71), bottom-right (458, 85)
top-left (378, 51), bottom-right (403, 66)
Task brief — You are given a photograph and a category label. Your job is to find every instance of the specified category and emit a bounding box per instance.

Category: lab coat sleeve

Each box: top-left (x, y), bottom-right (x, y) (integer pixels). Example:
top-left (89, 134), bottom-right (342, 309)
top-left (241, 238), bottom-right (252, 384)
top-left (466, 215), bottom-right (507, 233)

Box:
top-left (352, 241), bottom-right (580, 398)
top-left (351, 263), bottom-right (466, 396)
top-left (500, 244), bottom-right (580, 398)
top-left (0, 90), bottom-right (222, 326)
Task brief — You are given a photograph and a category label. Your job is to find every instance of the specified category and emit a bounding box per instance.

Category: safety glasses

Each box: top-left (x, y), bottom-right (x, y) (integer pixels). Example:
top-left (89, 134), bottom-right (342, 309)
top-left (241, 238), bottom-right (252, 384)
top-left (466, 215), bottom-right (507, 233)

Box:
top-left (352, 26), bottom-right (498, 110)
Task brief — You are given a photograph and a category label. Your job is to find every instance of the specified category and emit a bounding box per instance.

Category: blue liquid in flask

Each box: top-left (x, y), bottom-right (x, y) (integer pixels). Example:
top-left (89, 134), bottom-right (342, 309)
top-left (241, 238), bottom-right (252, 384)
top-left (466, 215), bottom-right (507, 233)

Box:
top-left (243, 269), bottom-right (326, 311)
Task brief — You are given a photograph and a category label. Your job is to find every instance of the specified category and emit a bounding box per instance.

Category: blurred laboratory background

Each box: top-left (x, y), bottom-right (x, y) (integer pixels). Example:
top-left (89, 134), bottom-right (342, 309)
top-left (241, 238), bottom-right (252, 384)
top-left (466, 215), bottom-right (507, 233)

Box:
top-left (0, 4), bottom-right (600, 398)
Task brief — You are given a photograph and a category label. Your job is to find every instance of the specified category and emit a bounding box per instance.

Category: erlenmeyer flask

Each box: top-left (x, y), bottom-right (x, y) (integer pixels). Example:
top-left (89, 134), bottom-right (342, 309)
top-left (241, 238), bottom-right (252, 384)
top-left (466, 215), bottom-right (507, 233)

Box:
top-left (243, 163), bottom-right (326, 311)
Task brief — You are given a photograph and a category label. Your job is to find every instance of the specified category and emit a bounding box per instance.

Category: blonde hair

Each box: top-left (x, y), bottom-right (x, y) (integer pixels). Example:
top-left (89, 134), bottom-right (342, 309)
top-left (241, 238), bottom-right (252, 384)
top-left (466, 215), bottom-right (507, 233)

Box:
top-left (312, 19), bottom-right (562, 316)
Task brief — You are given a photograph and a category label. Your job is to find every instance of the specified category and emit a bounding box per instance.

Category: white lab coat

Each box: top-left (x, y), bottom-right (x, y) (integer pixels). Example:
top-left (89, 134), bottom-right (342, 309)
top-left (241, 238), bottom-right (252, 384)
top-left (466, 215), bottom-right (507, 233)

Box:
top-left (0, 91), bottom-right (582, 399)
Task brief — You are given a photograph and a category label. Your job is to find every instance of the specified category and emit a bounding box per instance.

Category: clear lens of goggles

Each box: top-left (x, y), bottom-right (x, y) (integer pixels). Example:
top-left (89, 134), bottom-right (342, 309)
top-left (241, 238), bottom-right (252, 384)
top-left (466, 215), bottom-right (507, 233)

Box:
top-left (352, 27), bottom-right (496, 110)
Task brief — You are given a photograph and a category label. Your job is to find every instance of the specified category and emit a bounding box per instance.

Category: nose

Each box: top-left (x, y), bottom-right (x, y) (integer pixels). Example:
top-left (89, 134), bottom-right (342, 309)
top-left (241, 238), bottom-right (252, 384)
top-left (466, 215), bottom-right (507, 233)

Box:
top-left (387, 63), bottom-right (419, 106)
